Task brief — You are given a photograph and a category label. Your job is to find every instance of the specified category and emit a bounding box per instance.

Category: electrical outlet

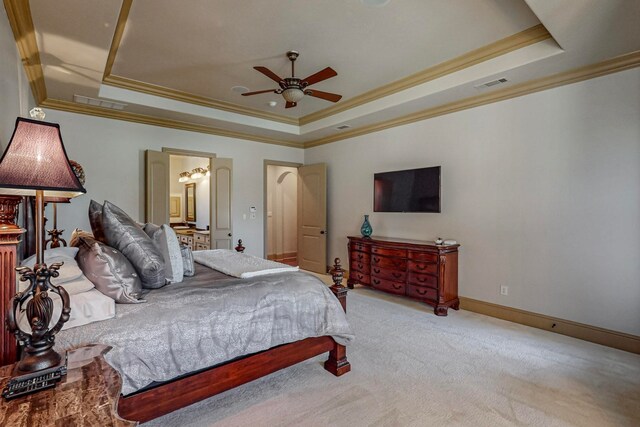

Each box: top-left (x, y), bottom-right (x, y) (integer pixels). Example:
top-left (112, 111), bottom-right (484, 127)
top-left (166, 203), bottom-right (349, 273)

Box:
top-left (500, 285), bottom-right (509, 296)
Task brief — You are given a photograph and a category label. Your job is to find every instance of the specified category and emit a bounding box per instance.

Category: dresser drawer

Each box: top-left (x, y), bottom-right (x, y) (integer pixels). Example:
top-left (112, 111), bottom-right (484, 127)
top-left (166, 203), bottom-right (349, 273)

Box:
top-left (371, 255), bottom-right (406, 270)
top-left (408, 251), bottom-right (438, 262)
top-left (350, 241), bottom-right (371, 253)
top-left (194, 233), bottom-right (209, 243)
top-left (350, 260), bottom-right (370, 274)
top-left (371, 266), bottom-right (406, 282)
top-left (408, 260), bottom-right (438, 274)
top-left (195, 242), bottom-right (209, 251)
top-left (371, 277), bottom-right (405, 295)
top-left (371, 246), bottom-right (406, 257)
top-left (179, 235), bottom-right (193, 245)
top-left (408, 272), bottom-right (438, 288)
top-left (350, 251), bottom-right (371, 264)
top-left (406, 284), bottom-right (437, 301)
top-left (349, 271), bottom-right (370, 285)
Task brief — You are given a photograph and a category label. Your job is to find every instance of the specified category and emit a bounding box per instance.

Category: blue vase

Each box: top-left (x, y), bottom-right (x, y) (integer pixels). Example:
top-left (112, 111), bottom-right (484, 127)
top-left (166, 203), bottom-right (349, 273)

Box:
top-left (360, 215), bottom-right (373, 238)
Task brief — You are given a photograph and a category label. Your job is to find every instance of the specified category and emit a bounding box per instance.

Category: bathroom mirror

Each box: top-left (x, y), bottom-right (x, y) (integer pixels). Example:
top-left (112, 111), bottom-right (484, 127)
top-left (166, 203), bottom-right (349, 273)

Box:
top-left (185, 183), bottom-right (196, 222)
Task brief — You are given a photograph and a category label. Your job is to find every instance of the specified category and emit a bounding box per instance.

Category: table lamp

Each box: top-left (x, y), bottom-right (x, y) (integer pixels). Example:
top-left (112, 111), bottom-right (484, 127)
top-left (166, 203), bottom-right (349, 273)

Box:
top-left (0, 113), bottom-right (85, 374)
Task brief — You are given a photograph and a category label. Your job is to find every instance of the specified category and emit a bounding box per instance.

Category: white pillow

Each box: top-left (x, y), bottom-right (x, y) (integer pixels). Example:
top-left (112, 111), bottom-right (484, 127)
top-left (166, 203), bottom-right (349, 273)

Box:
top-left (21, 247), bottom-right (84, 285)
top-left (17, 289), bottom-right (115, 332)
top-left (143, 223), bottom-right (184, 283)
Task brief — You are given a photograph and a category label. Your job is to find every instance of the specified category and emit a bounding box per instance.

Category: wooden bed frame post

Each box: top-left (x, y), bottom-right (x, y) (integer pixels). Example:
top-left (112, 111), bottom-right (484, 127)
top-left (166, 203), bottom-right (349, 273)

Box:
top-left (325, 258), bottom-right (351, 376)
top-left (0, 196), bottom-right (25, 367)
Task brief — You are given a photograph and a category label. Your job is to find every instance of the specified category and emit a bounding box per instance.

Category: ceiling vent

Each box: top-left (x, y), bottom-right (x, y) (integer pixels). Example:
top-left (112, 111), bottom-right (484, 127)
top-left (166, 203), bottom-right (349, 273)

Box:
top-left (474, 77), bottom-right (509, 90)
top-left (73, 95), bottom-right (127, 110)
top-left (335, 125), bottom-right (351, 130)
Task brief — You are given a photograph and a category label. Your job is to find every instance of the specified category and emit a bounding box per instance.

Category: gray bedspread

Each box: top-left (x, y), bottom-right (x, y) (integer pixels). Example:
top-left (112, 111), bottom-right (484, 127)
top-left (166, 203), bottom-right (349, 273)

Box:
top-left (55, 265), bottom-right (354, 395)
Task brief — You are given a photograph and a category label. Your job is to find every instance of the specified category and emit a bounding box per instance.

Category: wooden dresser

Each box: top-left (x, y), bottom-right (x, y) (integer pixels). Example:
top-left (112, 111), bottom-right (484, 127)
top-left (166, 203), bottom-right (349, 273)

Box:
top-left (347, 236), bottom-right (460, 316)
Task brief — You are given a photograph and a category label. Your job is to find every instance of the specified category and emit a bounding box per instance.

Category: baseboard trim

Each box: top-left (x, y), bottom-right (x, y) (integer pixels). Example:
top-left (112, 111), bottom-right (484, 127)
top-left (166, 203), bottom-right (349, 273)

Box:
top-left (459, 297), bottom-right (639, 354)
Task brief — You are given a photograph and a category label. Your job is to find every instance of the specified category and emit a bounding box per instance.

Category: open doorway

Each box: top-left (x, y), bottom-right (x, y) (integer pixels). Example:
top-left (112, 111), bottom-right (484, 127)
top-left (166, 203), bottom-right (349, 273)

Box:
top-left (264, 161), bottom-right (327, 273)
top-left (169, 154), bottom-right (211, 250)
top-left (145, 148), bottom-right (233, 250)
top-left (265, 162), bottom-right (300, 266)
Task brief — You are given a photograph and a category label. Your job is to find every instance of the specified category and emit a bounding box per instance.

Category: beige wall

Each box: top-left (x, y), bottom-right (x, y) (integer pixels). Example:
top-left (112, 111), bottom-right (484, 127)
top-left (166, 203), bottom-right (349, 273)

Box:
top-left (305, 68), bottom-right (640, 336)
top-left (266, 165), bottom-right (298, 258)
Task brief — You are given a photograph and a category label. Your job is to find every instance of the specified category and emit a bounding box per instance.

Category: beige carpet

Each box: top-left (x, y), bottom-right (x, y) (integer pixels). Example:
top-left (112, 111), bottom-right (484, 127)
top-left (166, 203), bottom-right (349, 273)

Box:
top-left (145, 284), bottom-right (640, 427)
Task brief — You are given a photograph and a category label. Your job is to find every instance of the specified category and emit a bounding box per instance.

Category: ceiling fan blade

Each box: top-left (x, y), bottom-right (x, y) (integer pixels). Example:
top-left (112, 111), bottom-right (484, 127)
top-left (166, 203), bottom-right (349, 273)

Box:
top-left (301, 67), bottom-right (337, 86)
top-left (285, 101), bottom-right (297, 109)
top-left (241, 89), bottom-right (276, 96)
top-left (254, 66), bottom-right (284, 84)
top-left (304, 89), bottom-right (342, 103)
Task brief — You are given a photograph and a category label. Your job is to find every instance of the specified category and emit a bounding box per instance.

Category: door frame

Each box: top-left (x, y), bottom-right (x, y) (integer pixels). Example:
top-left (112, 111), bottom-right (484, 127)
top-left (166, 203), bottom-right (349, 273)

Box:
top-left (263, 160), bottom-right (303, 259)
top-left (163, 147), bottom-right (216, 246)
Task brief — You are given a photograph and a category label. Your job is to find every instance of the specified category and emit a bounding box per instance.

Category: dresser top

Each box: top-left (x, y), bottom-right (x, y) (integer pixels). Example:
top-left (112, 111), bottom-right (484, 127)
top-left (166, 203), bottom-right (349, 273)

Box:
top-left (348, 235), bottom-right (460, 248)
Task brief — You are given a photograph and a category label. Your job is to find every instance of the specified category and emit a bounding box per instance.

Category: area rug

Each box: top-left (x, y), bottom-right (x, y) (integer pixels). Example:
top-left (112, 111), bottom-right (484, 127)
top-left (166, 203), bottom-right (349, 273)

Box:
top-left (145, 287), bottom-right (640, 426)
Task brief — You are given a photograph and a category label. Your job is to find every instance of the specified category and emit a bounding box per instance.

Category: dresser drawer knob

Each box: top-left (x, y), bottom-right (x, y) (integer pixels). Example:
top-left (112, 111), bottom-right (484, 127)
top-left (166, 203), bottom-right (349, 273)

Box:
top-left (417, 264), bottom-right (427, 270)
top-left (357, 254), bottom-right (363, 260)
top-left (358, 263), bottom-right (364, 269)
top-left (416, 288), bottom-right (428, 295)
top-left (392, 272), bottom-right (402, 279)
top-left (417, 277), bottom-right (426, 283)
top-left (373, 257), bottom-right (380, 263)
top-left (373, 268), bottom-right (380, 274)
top-left (373, 279), bottom-right (380, 285)
top-left (392, 283), bottom-right (402, 290)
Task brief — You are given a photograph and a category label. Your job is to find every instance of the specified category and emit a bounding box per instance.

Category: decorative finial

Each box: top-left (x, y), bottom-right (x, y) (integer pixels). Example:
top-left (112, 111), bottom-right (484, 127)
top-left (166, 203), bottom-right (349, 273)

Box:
top-left (29, 107), bottom-right (46, 120)
top-left (329, 258), bottom-right (345, 288)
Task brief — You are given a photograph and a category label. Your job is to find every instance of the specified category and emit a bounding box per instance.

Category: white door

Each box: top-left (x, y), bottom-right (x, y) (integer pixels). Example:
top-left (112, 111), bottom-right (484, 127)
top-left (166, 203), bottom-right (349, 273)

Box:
top-left (145, 150), bottom-right (170, 224)
top-left (212, 158), bottom-right (233, 249)
top-left (297, 163), bottom-right (327, 273)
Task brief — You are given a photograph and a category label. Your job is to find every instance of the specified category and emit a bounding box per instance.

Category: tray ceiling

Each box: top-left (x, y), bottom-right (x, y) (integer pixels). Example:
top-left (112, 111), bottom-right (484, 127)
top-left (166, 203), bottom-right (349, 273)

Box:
top-left (10, 0), bottom-right (640, 146)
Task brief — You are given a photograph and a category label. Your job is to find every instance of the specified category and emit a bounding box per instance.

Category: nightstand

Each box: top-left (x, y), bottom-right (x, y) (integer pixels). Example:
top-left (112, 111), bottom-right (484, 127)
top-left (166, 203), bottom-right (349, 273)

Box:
top-left (0, 345), bottom-right (136, 426)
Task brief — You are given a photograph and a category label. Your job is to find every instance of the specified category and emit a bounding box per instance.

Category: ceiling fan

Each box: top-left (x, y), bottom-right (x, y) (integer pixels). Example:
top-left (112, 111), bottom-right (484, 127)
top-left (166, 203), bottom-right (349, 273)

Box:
top-left (242, 51), bottom-right (342, 109)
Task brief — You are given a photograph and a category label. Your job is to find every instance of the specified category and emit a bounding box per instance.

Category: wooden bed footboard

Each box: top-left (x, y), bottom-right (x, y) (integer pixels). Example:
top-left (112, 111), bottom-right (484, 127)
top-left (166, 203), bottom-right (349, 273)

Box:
top-left (118, 258), bottom-right (351, 423)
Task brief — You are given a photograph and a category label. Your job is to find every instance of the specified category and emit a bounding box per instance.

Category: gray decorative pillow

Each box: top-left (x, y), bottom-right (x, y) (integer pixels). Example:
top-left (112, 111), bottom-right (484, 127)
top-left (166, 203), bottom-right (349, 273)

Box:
top-left (144, 223), bottom-right (184, 284)
top-left (180, 244), bottom-right (195, 277)
top-left (89, 200), bottom-right (106, 243)
top-left (101, 201), bottom-right (166, 289)
top-left (76, 237), bottom-right (144, 304)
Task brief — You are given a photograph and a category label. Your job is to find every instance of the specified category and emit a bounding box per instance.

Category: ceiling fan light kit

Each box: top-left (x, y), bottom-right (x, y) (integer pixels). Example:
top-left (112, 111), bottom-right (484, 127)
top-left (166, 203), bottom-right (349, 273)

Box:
top-left (242, 51), bottom-right (342, 109)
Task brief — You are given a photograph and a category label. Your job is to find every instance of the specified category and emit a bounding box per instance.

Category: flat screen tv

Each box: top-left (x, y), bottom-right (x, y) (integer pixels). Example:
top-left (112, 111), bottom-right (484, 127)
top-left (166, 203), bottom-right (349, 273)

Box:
top-left (374, 166), bottom-right (441, 213)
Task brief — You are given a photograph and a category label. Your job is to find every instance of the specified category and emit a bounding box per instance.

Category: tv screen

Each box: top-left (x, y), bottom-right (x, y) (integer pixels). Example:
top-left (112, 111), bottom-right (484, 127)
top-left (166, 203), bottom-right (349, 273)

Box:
top-left (374, 166), bottom-right (441, 213)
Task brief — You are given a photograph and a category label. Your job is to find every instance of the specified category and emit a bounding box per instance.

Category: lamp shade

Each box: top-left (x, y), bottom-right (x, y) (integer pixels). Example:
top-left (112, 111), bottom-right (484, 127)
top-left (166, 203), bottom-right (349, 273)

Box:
top-left (0, 118), bottom-right (86, 198)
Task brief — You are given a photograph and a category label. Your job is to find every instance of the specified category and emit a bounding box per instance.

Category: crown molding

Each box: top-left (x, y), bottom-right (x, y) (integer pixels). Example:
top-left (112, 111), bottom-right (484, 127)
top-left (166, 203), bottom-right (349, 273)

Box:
top-left (304, 50), bottom-right (640, 148)
top-left (40, 98), bottom-right (303, 149)
top-left (299, 24), bottom-right (552, 125)
top-left (102, 0), bottom-right (132, 80)
top-left (102, 74), bottom-right (299, 125)
top-left (3, 0), bottom-right (46, 104)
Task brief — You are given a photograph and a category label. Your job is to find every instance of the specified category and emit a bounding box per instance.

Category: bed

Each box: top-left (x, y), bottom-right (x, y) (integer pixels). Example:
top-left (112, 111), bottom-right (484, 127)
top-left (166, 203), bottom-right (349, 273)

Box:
top-left (54, 257), bottom-right (352, 423)
top-left (0, 197), bottom-right (353, 423)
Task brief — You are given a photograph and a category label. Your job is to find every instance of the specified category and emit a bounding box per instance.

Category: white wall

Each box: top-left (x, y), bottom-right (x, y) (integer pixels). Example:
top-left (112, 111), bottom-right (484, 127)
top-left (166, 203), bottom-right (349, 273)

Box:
top-left (0, 11), bottom-right (32, 149)
top-left (43, 109), bottom-right (304, 257)
top-left (305, 68), bottom-right (640, 336)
